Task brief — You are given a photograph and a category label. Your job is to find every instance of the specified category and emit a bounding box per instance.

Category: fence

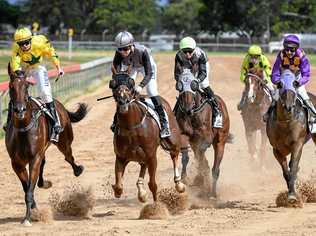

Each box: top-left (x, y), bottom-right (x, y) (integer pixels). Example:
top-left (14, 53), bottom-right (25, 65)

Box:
top-left (0, 57), bottom-right (112, 127)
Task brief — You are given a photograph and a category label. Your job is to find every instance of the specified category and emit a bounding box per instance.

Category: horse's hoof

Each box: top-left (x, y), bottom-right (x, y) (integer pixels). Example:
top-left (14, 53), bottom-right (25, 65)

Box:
top-left (21, 219), bottom-right (32, 227)
top-left (74, 165), bottom-right (84, 177)
top-left (175, 182), bottom-right (186, 193)
top-left (112, 184), bottom-right (123, 198)
top-left (138, 190), bottom-right (148, 203)
top-left (288, 194), bottom-right (297, 203)
top-left (38, 180), bottom-right (53, 189)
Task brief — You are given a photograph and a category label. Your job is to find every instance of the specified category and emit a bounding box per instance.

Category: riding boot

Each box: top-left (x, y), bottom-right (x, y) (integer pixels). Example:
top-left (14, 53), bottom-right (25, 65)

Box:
top-left (3, 100), bottom-right (12, 132)
top-left (304, 99), bottom-right (316, 117)
top-left (203, 87), bottom-right (223, 128)
top-left (237, 90), bottom-right (247, 111)
top-left (151, 96), bottom-right (171, 138)
top-left (46, 101), bottom-right (62, 142)
top-left (110, 113), bottom-right (117, 133)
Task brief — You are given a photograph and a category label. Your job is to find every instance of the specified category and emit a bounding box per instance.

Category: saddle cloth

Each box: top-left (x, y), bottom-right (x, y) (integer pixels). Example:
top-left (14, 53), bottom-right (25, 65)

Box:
top-left (137, 97), bottom-right (169, 130)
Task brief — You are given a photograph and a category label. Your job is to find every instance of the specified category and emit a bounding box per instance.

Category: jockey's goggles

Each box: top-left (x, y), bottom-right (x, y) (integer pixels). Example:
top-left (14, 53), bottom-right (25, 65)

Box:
top-left (17, 39), bottom-right (31, 47)
top-left (285, 47), bottom-right (296, 53)
top-left (182, 48), bottom-right (194, 54)
top-left (250, 54), bottom-right (260, 59)
top-left (118, 46), bottom-right (131, 52)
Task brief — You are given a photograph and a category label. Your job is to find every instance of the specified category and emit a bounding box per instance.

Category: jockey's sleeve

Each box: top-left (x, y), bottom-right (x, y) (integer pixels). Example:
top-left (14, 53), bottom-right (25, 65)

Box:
top-left (139, 49), bottom-right (153, 88)
top-left (10, 43), bottom-right (21, 72)
top-left (174, 53), bottom-right (182, 81)
top-left (197, 53), bottom-right (207, 82)
top-left (262, 55), bottom-right (272, 82)
top-left (41, 36), bottom-right (60, 67)
top-left (240, 56), bottom-right (248, 82)
top-left (271, 52), bottom-right (282, 84)
top-left (298, 53), bottom-right (311, 86)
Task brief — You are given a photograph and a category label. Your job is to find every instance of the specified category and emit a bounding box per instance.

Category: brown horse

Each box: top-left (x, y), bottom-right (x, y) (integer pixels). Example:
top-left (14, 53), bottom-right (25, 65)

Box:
top-left (240, 68), bottom-right (271, 164)
top-left (109, 73), bottom-right (185, 202)
top-left (266, 69), bottom-right (316, 202)
top-left (174, 71), bottom-right (230, 198)
top-left (6, 65), bottom-right (88, 226)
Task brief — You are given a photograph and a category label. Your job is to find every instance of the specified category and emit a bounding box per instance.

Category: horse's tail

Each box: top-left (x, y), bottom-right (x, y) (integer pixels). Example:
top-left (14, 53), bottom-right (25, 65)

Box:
top-left (67, 103), bottom-right (88, 123)
top-left (226, 133), bottom-right (234, 144)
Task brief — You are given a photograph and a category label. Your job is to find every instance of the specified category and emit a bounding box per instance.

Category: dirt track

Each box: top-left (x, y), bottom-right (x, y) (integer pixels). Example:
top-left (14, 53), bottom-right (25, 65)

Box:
top-left (1, 54), bottom-right (316, 235)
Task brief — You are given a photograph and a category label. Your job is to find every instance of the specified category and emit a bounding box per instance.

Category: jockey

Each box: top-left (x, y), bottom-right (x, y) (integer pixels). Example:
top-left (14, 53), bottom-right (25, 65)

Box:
top-left (110, 31), bottom-right (171, 138)
top-left (237, 45), bottom-right (275, 110)
top-left (174, 36), bottom-right (222, 128)
top-left (271, 34), bottom-right (316, 116)
top-left (9, 27), bottom-right (64, 142)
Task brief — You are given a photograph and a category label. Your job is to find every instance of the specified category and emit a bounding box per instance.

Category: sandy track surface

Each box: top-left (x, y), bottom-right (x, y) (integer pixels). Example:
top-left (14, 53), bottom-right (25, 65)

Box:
top-left (1, 54), bottom-right (316, 235)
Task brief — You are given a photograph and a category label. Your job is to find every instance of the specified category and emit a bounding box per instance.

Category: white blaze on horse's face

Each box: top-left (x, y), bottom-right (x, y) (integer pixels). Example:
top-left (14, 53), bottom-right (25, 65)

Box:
top-left (178, 71), bottom-right (198, 94)
top-left (247, 76), bottom-right (256, 103)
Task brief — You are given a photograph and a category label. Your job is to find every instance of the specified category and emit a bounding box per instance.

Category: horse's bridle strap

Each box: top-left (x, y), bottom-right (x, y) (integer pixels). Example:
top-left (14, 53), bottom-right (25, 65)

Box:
top-left (14, 110), bottom-right (42, 132)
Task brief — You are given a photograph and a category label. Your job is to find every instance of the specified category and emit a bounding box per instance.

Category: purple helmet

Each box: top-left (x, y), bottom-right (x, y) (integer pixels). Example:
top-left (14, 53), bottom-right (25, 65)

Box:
top-left (283, 34), bottom-right (300, 48)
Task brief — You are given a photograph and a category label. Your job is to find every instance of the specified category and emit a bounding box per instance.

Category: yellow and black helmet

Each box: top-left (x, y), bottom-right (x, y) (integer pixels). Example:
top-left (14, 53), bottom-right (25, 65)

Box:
top-left (14, 27), bottom-right (32, 43)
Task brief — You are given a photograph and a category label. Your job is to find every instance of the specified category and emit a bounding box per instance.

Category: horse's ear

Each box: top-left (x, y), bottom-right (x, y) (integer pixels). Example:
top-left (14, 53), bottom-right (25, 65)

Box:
top-left (127, 65), bottom-right (132, 75)
top-left (111, 64), bottom-right (117, 75)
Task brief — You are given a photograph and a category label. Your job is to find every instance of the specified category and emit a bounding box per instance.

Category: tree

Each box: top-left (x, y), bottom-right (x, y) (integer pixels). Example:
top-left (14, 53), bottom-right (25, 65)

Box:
top-left (161, 0), bottom-right (203, 36)
top-left (94, 0), bottom-right (158, 36)
top-left (0, 0), bottom-right (20, 27)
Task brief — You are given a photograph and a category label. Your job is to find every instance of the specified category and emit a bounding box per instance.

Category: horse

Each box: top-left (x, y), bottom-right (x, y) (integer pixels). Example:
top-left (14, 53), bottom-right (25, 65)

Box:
top-left (6, 64), bottom-right (88, 226)
top-left (174, 71), bottom-right (231, 198)
top-left (240, 68), bottom-right (271, 164)
top-left (109, 73), bottom-right (185, 203)
top-left (266, 69), bottom-right (316, 203)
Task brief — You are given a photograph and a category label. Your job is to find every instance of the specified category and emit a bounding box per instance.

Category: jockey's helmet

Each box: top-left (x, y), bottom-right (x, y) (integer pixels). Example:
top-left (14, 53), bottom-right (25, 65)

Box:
top-left (248, 45), bottom-right (262, 56)
top-left (283, 34), bottom-right (300, 48)
top-left (115, 31), bottom-right (134, 49)
top-left (14, 27), bottom-right (32, 43)
top-left (180, 37), bottom-right (196, 50)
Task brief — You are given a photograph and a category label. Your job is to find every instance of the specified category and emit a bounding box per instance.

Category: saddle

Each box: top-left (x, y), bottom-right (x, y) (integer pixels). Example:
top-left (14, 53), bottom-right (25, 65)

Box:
top-left (138, 96), bottom-right (170, 131)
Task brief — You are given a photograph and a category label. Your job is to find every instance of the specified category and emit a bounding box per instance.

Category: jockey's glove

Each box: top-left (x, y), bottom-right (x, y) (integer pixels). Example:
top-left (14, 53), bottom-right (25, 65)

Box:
top-left (58, 68), bottom-right (65, 77)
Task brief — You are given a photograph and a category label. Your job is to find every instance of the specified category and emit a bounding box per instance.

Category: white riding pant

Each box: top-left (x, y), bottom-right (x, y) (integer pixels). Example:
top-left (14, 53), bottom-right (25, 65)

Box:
top-left (199, 62), bottom-right (210, 89)
top-left (123, 55), bottom-right (159, 97)
top-left (26, 66), bottom-right (53, 103)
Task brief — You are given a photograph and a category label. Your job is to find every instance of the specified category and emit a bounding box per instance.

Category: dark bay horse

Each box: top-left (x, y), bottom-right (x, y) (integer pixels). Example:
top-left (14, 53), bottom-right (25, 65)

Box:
top-left (174, 71), bottom-right (231, 198)
top-left (6, 65), bottom-right (88, 226)
top-left (266, 69), bottom-right (316, 203)
top-left (110, 73), bottom-right (185, 202)
top-left (240, 68), bottom-right (271, 163)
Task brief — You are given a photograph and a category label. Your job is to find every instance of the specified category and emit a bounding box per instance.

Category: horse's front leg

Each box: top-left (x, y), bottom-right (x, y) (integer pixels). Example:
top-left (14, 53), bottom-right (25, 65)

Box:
top-left (136, 163), bottom-right (147, 203)
top-left (288, 144), bottom-right (303, 203)
top-left (273, 148), bottom-right (290, 189)
top-left (245, 129), bottom-right (257, 160)
top-left (180, 147), bottom-right (190, 183)
top-left (37, 157), bottom-right (52, 189)
top-left (147, 155), bottom-right (158, 201)
top-left (23, 155), bottom-right (42, 226)
top-left (211, 141), bottom-right (225, 198)
top-left (259, 128), bottom-right (268, 167)
top-left (171, 150), bottom-right (186, 193)
top-left (112, 157), bottom-right (127, 198)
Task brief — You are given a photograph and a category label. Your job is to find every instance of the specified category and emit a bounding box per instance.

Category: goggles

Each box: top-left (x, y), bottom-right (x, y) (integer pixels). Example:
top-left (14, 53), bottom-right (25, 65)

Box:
top-left (118, 46), bottom-right (131, 52)
top-left (17, 39), bottom-right (31, 47)
top-left (285, 47), bottom-right (296, 53)
top-left (182, 48), bottom-right (194, 54)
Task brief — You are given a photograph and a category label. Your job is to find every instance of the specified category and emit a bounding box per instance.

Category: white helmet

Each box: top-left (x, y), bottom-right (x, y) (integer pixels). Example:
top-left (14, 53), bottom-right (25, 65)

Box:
top-left (115, 31), bottom-right (134, 48)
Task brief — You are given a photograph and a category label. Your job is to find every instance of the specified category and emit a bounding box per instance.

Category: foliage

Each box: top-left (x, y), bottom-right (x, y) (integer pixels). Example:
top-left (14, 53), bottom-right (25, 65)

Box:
top-left (0, 0), bottom-right (20, 27)
top-left (161, 0), bottom-right (203, 36)
top-left (94, 0), bottom-right (158, 35)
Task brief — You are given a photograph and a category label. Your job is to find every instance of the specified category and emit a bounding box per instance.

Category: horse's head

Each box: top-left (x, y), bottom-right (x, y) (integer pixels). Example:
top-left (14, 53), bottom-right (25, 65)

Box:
top-left (176, 70), bottom-right (199, 115)
top-left (244, 68), bottom-right (265, 104)
top-left (109, 73), bottom-right (135, 113)
top-left (278, 69), bottom-right (297, 114)
top-left (8, 64), bottom-right (30, 120)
